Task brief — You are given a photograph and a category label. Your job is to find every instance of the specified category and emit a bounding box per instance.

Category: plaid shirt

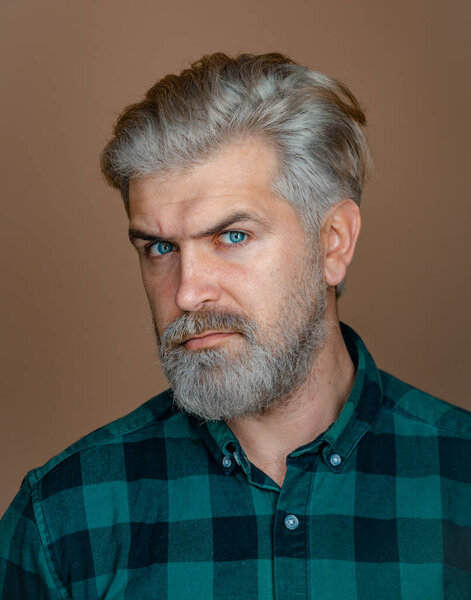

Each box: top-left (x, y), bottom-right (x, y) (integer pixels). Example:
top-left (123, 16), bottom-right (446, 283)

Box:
top-left (1, 323), bottom-right (470, 599)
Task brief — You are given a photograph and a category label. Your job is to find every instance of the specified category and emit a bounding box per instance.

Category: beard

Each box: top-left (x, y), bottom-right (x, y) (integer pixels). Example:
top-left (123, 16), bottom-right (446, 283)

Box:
top-left (153, 246), bottom-right (329, 421)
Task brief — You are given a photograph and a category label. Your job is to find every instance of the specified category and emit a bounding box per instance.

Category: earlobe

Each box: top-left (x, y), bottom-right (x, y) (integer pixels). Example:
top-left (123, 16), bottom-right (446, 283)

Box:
top-left (323, 200), bottom-right (361, 287)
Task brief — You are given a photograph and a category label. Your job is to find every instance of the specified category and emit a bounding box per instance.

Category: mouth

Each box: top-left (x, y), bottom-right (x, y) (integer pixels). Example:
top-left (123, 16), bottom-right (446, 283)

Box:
top-left (182, 331), bottom-right (238, 350)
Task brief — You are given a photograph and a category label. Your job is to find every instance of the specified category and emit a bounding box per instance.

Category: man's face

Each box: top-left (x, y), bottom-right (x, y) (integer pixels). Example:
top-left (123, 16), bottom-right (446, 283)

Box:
top-left (128, 136), bottom-right (328, 420)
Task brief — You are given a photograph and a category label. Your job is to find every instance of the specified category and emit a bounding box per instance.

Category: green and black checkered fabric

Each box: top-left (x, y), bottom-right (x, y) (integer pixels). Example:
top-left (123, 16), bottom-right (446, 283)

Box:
top-left (1, 323), bottom-right (470, 599)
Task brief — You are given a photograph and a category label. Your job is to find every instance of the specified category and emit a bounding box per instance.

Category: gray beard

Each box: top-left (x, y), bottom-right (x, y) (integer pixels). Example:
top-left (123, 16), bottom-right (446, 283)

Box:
top-left (154, 251), bottom-right (328, 421)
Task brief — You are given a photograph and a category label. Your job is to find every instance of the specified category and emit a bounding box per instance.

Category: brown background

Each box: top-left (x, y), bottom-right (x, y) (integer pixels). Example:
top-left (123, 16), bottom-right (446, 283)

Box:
top-left (1, 0), bottom-right (470, 515)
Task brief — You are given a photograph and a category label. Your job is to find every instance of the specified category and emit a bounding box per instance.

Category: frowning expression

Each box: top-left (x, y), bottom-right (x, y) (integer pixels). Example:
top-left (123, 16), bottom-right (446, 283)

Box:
top-left (128, 136), bottom-right (318, 352)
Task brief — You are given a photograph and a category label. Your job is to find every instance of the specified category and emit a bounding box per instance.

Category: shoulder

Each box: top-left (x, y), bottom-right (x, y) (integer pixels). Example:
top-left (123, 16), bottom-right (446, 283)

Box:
top-left (25, 389), bottom-right (192, 492)
top-left (379, 369), bottom-right (471, 439)
top-left (1, 391), bottom-right (197, 595)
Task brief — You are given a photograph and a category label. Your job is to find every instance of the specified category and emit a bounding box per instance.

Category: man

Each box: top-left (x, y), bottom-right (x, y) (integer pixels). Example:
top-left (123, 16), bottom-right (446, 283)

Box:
top-left (1, 53), bottom-right (470, 599)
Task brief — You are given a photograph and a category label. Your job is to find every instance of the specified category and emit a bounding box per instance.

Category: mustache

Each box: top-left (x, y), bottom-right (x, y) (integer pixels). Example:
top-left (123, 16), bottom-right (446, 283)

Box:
top-left (158, 309), bottom-right (258, 349)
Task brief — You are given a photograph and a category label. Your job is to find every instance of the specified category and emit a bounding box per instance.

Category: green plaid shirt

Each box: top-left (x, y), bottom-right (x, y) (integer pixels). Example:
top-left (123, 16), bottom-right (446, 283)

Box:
top-left (1, 323), bottom-right (470, 599)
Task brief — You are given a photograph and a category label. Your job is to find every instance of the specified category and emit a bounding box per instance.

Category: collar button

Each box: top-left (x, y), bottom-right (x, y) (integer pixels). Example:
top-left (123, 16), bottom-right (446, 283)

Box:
top-left (222, 455), bottom-right (233, 468)
top-left (329, 453), bottom-right (342, 467)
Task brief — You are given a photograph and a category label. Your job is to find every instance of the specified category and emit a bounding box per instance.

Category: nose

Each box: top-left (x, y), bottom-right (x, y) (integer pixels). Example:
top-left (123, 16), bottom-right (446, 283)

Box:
top-left (174, 248), bottom-right (222, 312)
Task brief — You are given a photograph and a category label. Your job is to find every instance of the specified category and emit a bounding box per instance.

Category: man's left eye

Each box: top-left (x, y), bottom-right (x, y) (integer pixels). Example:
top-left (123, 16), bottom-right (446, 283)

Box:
top-left (220, 231), bottom-right (247, 244)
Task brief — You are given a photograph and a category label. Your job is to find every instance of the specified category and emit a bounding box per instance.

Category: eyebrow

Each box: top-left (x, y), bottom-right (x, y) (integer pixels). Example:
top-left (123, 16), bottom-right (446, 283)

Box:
top-left (128, 211), bottom-right (272, 246)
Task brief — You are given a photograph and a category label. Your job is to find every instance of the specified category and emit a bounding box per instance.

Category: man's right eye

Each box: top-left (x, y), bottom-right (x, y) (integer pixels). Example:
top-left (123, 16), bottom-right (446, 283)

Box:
top-left (146, 241), bottom-right (175, 256)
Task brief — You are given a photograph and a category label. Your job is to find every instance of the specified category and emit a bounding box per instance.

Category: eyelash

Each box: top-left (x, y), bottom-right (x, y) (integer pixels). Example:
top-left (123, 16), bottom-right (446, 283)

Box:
top-left (143, 230), bottom-right (250, 257)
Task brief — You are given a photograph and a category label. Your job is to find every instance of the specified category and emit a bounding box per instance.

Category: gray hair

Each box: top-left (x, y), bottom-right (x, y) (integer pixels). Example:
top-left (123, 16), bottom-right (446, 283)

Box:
top-left (100, 52), bottom-right (372, 295)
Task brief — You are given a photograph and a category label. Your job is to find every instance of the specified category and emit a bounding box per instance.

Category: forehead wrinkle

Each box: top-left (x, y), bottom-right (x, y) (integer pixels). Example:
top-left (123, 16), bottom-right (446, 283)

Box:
top-left (131, 179), bottom-right (275, 232)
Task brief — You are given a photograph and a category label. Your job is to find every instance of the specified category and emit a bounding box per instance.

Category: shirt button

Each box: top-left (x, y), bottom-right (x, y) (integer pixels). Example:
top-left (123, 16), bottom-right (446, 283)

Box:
top-left (222, 455), bottom-right (232, 468)
top-left (329, 453), bottom-right (342, 467)
top-left (284, 514), bottom-right (299, 530)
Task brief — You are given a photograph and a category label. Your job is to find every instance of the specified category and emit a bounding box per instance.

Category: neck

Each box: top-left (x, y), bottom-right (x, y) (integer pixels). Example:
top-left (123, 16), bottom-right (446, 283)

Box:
top-left (226, 310), bottom-right (355, 487)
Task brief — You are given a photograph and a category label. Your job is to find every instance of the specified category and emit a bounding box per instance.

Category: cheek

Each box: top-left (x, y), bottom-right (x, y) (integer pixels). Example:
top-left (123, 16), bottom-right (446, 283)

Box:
top-left (141, 269), bottom-right (179, 327)
top-left (228, 259), bottom-right (289, 323)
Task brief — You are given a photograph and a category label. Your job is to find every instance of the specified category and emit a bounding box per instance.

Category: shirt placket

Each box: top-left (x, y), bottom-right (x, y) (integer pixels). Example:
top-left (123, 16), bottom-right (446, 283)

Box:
top-left (273, 450), bottom-right (319, 600)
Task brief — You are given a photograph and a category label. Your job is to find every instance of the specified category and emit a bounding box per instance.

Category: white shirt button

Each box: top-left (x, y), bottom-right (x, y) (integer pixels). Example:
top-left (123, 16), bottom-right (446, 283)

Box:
top-left (329, 453), bottom-right (342, 467)
top-left (284, 514), bottom-right (299, 530)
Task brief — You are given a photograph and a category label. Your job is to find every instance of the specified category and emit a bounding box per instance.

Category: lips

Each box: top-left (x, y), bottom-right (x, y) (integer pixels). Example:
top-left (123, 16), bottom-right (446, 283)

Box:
top-left (182, 331), bottom-right (233, 344)
top-left (181, 331), bottom-right (238, 350)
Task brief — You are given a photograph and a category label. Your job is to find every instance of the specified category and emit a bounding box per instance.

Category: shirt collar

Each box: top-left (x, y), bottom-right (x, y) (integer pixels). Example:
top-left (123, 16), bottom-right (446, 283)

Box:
top-left (197, 321), bottom-right (383, 475)
top-left (319, 322), bottom-right (383, 470)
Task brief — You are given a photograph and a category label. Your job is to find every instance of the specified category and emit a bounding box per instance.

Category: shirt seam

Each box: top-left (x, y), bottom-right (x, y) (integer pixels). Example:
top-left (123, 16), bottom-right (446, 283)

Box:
top-left (384, 402), bottom-right (471, 439)
top-left (28, 475), bottom-right (72, 600)
top-left (31, 418), bottom-right (170, 483)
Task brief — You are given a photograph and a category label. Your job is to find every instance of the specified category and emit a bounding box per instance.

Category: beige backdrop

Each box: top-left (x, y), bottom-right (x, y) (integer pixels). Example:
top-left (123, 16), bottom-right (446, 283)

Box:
top-left (1, 0), bottom-right (470, 514)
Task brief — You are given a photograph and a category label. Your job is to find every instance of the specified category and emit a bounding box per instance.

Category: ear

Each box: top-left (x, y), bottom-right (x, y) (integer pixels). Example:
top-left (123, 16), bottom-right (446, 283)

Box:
top-left (321, 199), bottom-right (361, 287)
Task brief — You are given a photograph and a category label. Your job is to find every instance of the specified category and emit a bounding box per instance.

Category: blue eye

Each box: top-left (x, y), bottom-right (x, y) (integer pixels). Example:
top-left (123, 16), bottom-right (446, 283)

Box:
top-left (149, 241), bottom-right (174, 256)
top-left (221, 231), bottom-right (247, 244)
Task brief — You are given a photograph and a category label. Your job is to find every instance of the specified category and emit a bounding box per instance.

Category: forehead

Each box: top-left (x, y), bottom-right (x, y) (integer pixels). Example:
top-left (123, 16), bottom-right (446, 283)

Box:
top-left (128, 137), bottom-right (300, 235)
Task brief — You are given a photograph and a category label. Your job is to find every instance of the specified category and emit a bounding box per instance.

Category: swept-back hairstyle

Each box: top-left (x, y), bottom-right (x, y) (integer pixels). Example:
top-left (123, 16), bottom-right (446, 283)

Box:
top-left (101, 52), bottom-right (372, 294)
